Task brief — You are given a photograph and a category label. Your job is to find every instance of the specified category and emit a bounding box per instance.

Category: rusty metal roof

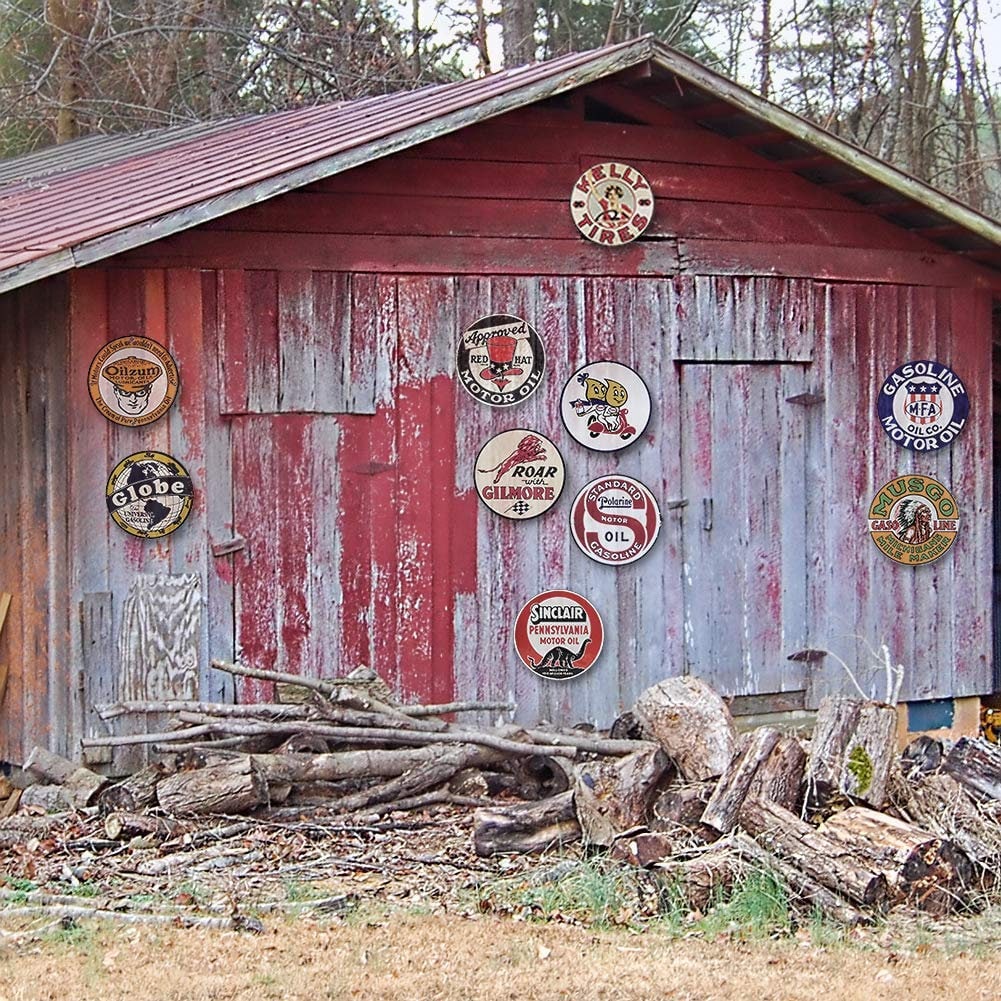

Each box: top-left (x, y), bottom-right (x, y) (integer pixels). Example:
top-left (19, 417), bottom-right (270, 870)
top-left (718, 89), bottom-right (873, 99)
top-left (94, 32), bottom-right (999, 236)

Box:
top-left (0, 35), bottom-right (999, 293)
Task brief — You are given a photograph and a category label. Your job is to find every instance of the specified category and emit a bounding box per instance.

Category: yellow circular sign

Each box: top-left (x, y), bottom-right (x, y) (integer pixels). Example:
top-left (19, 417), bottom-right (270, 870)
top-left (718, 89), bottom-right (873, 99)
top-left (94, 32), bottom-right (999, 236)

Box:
top-left (89, 336), bottom-right (179, 427)
top-left (867, 474), bottom-right (959, 565)
top-left (106, 451), bottom-right (193, 538)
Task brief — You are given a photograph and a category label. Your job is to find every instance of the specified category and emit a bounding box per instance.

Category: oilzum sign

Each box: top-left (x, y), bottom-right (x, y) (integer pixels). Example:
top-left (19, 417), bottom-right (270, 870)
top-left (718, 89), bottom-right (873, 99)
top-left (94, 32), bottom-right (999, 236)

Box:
top-left (876, 360), bottom-right (969, 452)
top-left (456, 314), bottom-right (545, 408)
top-left (88, 335), bottom-right (179, 427)
top-left (867, 474), bottom-right (959, 565)
top-left (106, 451), bottom-right (194, 538)
top-left (570, 475), bottom-right (661, 565)
top-left (514, 589), bottom-right (603, 680)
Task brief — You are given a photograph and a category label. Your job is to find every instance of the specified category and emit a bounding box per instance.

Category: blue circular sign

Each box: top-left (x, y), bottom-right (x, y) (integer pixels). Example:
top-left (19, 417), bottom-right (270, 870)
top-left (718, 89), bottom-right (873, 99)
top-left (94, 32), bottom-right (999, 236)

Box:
top-left (876, 360), bottom-right (969, 452)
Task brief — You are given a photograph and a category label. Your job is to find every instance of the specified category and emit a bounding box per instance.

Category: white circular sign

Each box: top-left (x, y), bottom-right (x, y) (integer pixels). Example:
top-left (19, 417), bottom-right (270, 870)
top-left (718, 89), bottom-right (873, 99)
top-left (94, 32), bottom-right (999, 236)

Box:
top-left (474, 429), bottom-right (565, 520)
top-left (560, 361), bottom-right (651, 451)
top-left (570, 475), bottom-right (661, 565)
top-left (570, 162), bottom-right (653, 245)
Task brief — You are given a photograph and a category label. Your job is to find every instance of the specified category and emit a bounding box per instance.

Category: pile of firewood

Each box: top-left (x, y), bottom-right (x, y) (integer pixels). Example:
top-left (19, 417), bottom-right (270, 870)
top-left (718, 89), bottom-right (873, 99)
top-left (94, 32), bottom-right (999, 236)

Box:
top-left (14, 662), bottom-right (1001, 926)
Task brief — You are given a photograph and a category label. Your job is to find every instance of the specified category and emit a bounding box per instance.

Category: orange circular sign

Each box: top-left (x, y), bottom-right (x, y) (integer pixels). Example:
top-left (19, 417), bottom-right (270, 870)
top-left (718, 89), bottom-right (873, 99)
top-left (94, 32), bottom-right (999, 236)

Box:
top-left (89, 336), bottom-right (179, 427)
top-left (868, 474), bottom-right (959, 565)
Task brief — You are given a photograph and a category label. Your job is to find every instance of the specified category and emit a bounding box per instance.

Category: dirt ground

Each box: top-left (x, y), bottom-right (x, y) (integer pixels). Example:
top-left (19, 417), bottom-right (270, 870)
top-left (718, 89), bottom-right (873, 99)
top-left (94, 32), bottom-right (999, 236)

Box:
top-left (2, 911), bottom-right (1001, 1001)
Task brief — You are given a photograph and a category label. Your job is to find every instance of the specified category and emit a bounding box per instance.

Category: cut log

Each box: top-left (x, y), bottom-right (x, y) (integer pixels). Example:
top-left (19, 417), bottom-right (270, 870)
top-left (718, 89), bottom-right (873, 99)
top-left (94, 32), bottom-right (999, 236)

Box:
top-left (473, 790), bottom-right (580, 856)
top-left (739, 797), bottom-right (888, 909)
top-left (610, 831), bottom-right (673, 867)
top-left (901, 736), bottom-right (944, 778)
top-left (943, 737), bottom-right (1001, 801)
top-left (98, 763), bottom-right (168, 814)
top-left (609, 711), bottom-right (645, 741)
top-left (632, 676), bottom-right (736, 780)
top-left (19, 785), bottom-right (68, 813)
top-left (702, 726), bottom-right (781, 834)
top-left (653, 848), bottom-right (737, 912)
top-left (748, 735), bottom-right (807, 814)
top-left (650, 782), bottom-right (714, 831)
top-left (507, 754), bottom-right (571, 801)
top-left (573, 746), bottom-right (669, 846)
top-left (23, 746), bottom-right (106, 808)
top-left (805, 698), bottom-right (897, 808)
top-left (733, 834), bottom-right (870, 926)
top-left (156, 758), bottom-right (268, 816)
top-left (103, 811), bottom-right (176, 841)
top-left (821, 806), bottom-right (972, 914)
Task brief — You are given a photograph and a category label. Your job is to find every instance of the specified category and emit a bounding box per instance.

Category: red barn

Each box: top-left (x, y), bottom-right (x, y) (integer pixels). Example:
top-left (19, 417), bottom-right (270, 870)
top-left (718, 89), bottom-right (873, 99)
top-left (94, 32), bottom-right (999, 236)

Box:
top-left (1, 37), bottom-right (999, 768)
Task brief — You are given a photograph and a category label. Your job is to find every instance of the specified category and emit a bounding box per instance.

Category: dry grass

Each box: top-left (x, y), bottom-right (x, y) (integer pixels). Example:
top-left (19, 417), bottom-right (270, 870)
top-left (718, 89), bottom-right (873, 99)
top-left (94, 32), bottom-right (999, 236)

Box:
top-left (0, 910), bottom-right (998, 1001)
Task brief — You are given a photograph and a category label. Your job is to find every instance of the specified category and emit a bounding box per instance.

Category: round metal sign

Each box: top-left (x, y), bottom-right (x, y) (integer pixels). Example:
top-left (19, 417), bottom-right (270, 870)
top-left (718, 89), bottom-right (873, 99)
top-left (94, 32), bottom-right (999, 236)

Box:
top-left (876, 360), bottom-right (969, 452)
top-left (514, 590), bottom-right (603, 680)
top-left (561, 360), bottom-right (651, 451)
top-left (867, 474), bottom-right (959, 565)
top-left (474, 429), bottom-right (565, 520)
top-left (89, 336), bottom-right (179, 427)
top-left (570, 475), bottom-right (661, 565)
top-left (456, 314), bottom-right (545, 407)
top-left (570, 162), bottom-right (653, 245)
top-left (106, 451), bottom-right (194, 538)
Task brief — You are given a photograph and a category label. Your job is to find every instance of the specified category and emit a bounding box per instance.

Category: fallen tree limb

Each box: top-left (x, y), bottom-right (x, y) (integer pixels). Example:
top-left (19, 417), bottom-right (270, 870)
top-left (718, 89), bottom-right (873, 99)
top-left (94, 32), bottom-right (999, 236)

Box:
top-left (0, 905), bottom-right (238, 929)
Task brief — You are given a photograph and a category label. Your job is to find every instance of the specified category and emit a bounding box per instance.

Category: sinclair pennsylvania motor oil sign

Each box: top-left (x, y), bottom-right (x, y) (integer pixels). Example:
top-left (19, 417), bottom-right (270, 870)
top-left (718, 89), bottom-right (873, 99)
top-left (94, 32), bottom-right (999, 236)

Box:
top-left (514, 590), bottom-right (603, 680)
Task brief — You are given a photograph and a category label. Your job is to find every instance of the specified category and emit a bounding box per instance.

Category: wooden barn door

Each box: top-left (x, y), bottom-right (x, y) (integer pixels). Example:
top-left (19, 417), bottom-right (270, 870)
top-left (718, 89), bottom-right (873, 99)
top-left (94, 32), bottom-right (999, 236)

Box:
top-left (678, 362), bottom-right (810, 696)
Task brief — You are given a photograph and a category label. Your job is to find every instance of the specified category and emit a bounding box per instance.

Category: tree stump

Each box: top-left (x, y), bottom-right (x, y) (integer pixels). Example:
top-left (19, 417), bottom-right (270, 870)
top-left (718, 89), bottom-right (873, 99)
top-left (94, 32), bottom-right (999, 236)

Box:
top-left (632, 676), bottom-right (736, 781)
top-left (98, 763), bottom-right (168, 814)
top-left (821, 806), bottom-right (972, 914)
top-left (805, 698), bottom-right (897, 808)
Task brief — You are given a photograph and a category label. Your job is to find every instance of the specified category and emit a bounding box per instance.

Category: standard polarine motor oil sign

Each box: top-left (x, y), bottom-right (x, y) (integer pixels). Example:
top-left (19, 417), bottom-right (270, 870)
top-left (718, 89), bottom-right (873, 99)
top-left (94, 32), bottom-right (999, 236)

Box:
top-left (89, 336), bottom-right (179, 427)
top-left (456, 314), bottom-right (545, 407)
top-left (474, 429), bottom-right (565, 520)
top-left (561, 361), bottom-right (651, 451)
top-left (106, 451), bottom-right (194, 538)
top-left (514, 589), bottom-right (604, 680)
top-left (877, 360), bottom-right (969, 451)
top-left (868, 474), bottom-right (959, 565)
top-left (570, 162), bottom-right (653, 245)
top-left (570, 475), bottom-right (661, 565)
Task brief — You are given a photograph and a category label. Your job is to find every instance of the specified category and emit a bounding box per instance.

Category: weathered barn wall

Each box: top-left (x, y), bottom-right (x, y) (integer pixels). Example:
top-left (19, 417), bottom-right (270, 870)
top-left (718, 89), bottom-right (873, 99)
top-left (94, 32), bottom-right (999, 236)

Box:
top-left (1, 96), bottom-right (995, 761)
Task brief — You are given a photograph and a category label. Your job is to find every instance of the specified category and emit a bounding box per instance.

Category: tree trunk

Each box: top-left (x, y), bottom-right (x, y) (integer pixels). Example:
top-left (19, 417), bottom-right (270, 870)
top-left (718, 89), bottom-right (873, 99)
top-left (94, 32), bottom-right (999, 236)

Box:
top-left (633, 676), bottom-right (737, 781)
top-left (821, 806), bottom-right (972, 914)
top-left (573, 746), bottom-right (669, 846)
top-left (156, 758), bottom-right (268, 815)
top-left (805, 698), bottom-right (897, 807)
top-left (473, 791), bottom-right (580, 856)
top-left (500, 0), bottom-right (535, 67)
top-left (748, 734), bottom-right (807, 813)
top-left (651, 782), bottom-right (715, 833)
top-left (739, 797), bottom-right (888, 909)
top-left (702, 726), bottom-right (781, 833)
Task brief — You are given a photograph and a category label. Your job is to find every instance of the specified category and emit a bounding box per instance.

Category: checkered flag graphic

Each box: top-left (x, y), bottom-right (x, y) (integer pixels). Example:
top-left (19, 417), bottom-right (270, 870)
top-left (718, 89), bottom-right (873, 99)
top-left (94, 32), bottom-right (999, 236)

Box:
top-left (507, 500), bottom-right (531, 516)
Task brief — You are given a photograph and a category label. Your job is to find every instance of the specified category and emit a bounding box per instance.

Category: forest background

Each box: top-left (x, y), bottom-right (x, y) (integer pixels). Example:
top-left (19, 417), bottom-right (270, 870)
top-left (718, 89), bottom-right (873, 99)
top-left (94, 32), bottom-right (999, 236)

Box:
top-left (0, 0), bottom-right (998, 218)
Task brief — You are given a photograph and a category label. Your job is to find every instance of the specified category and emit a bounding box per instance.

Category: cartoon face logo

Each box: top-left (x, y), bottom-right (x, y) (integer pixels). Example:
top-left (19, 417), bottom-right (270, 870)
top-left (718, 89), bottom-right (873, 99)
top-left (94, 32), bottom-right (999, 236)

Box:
top-left (89, 337), bottom-right (179, 427)
top-left (561, 361), bottom-right (651, 452)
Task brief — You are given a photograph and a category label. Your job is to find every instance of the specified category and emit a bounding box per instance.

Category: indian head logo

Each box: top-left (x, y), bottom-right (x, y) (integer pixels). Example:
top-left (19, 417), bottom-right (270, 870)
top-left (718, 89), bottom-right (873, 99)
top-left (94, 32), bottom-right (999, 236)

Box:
top-left (514, 590), bottom-right (604, 680)
top-left (456, 314), bottom-right (545, 408)
top-left (868, 474), bottom-right (959, 565)
top-left (89, 336), bottom-right (179, 427)
top-left (877, 360), bottom-right (969, 451)
top-left (570, 162), bottom-right (653, 245)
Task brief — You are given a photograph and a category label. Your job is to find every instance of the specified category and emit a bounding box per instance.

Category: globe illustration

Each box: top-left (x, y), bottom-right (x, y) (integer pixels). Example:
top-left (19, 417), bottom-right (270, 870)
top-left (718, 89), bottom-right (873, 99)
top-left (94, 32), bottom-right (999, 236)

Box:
top-left (110, 457), bottom-right (189, 535)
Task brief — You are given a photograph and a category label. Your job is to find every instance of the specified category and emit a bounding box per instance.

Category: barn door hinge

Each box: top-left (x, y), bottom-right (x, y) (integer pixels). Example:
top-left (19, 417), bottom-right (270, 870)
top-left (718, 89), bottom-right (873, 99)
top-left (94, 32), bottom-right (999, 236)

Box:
top-left (702, 498), bottom-right (713, 531)
top-left (665, 498), bottom-right (688, 510)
